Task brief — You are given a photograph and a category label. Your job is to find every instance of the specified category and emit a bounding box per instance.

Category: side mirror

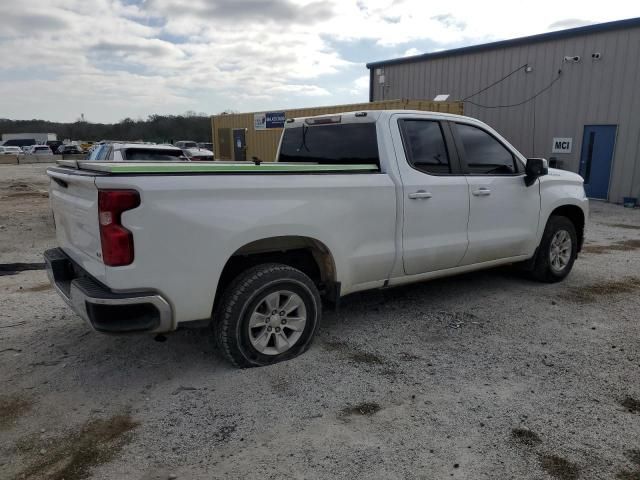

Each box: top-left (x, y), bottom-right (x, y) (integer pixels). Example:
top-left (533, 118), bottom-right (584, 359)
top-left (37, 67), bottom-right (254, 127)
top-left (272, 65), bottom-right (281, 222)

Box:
top-left (525, 158), bottom-right (548, 186)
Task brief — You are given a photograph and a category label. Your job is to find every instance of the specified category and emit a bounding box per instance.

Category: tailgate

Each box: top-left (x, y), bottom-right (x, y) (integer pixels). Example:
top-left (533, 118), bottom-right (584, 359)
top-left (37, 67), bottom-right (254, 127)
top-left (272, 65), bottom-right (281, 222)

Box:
top-left (47, 168), bottom-right (106, 282)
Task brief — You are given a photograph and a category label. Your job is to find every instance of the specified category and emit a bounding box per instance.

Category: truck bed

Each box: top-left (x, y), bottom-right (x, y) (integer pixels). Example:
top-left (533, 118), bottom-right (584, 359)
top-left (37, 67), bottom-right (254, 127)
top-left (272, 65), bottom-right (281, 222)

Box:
top-left (47, 160), bottom-right (397, 327)
top-left (54, 160), bottom-right (379, 174)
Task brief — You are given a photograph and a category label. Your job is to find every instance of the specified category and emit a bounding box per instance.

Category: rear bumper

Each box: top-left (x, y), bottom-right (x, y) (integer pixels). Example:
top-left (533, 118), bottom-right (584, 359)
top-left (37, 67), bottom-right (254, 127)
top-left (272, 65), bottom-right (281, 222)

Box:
top-left (44, 248), bottom-right (173, 333)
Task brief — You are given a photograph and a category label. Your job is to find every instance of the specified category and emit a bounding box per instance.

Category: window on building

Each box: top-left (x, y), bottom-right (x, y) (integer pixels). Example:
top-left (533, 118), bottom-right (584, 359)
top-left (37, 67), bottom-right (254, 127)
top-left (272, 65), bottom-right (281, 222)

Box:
top-left (399, 120), bottom-right (451, 174)
top-left (455, 123), bottom-right (518, 175)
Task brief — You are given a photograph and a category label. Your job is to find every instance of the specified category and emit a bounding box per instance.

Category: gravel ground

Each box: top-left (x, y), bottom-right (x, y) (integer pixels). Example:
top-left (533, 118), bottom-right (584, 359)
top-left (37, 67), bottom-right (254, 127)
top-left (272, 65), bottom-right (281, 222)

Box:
top-left (1, 163), bottom-right (639, 480)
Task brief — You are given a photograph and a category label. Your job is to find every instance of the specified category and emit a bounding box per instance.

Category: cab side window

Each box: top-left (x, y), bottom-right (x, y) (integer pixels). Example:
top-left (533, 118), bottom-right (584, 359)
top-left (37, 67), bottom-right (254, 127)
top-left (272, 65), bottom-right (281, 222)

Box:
top-left (455, 123), bottom-right (518, 175)
top-left (399, 120), bottom-right (451, 174)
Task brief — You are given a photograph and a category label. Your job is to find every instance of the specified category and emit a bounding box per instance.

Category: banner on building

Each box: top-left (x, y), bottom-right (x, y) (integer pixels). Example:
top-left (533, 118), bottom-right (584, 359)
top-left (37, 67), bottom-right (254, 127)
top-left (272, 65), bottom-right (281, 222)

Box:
top-left (254, 111), bottom-right (285, 130)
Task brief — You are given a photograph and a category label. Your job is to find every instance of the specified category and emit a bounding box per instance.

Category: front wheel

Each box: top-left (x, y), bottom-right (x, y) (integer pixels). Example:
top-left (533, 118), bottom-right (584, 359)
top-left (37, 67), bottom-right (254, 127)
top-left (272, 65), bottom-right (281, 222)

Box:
top-left (213, 263), bottom-right (321, 368)
top-left (529, 215), bottom-right (577, 283)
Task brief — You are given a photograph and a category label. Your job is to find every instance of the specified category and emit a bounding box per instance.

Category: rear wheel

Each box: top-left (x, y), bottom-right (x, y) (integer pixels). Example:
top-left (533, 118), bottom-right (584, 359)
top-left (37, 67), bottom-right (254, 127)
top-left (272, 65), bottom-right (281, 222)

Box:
top-left (213, 263), bottom-right (321, 368)
top-left (529, 215), bottom-right (577, 283)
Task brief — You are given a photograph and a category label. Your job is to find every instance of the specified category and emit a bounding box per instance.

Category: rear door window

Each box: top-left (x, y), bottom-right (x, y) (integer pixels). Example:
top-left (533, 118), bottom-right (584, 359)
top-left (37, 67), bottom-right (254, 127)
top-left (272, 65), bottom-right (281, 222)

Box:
top-left (399, 120), bottom-right (451, 174)
top-left (455, 123), bottom-right (518, 175)
top-left (278, 123), bottom-right (379, 167)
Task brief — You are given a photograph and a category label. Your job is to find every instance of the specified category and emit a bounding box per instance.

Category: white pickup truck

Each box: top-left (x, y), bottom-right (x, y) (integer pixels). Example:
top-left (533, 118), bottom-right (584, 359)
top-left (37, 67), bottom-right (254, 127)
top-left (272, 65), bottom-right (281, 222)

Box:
top-left (45, 110), bottom-right (588, 367)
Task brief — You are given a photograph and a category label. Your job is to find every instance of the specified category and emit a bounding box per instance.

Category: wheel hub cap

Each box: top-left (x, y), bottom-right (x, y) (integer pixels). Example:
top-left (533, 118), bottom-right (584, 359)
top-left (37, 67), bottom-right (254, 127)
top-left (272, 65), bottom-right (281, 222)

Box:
top-left (248, 290), bottom-right (307, 356)
top-left (549, 229), bottom-right (572, 273)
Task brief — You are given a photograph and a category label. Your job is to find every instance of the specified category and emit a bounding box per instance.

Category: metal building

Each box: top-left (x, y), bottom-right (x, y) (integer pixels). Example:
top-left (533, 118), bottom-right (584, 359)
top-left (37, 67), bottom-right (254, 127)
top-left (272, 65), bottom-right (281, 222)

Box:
top-left (211, 99), bottom-right (462, 162)
top-left (366, 17), bottom-right (640, 203)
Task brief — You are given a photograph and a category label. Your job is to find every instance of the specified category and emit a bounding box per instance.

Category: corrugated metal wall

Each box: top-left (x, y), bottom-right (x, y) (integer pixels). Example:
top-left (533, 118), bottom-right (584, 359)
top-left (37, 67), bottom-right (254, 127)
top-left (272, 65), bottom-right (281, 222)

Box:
top-left (211, 99), bottom-right (463, 162)
top-left (370, 26), bottom-right (640, 203)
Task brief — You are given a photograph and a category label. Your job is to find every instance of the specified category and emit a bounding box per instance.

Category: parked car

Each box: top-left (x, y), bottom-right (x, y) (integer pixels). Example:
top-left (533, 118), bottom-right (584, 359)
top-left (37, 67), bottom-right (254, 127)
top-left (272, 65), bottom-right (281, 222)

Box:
top-left (57, 145), bottom-right (84, 155)
top-left (44, 110), bottom-right (588, 367)
top-left (197, 142), bottom-right (214, 151)
top-left (87, 143), bottom-right (187, 161)
top-left (175, 140), bottom-right (198, 149)
top-left (3, 139), bottom-right (36, 149)
top-left (183, 147), bottom-right (214, 161)
top-left (47, 140), bottom-right (63, 153)
top-left (27, 145), bottom-right (53, 155)
top-left (0, 146), bottom-right (23, 155)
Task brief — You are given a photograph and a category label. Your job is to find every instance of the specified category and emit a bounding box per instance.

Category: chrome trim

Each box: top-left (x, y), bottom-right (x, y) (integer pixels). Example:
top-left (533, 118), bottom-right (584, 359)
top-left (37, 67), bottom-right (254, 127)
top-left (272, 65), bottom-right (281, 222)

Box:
top-left (45, 258), bottom-right (173, 333)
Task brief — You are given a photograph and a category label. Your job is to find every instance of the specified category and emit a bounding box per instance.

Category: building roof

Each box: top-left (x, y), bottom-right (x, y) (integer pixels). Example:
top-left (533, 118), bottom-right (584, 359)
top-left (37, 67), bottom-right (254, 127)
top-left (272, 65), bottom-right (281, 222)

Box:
top-left (366, 17), bottom-right (640, 69)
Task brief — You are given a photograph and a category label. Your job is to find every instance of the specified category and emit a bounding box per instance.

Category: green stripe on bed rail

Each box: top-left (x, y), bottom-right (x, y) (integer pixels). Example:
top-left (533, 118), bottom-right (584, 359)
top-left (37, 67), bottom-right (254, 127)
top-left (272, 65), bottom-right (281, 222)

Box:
top-left (78, 161), bottom-right (379, 174)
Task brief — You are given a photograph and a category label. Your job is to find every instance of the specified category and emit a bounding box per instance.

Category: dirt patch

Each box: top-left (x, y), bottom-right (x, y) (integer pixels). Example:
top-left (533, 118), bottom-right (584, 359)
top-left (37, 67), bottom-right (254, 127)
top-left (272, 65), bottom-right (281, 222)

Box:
top-left (397, 352), bottom-right (422, 362)
top-left (270, 378), bottom-right (290, 394)
top-left (433, 311), bottom-right (481, 329)
top-left (215, 424), bottom-right (237, 443)
top-left (540, 454), bottom-right (579, 480)
top-left (617, 451), bottom-right (640, 480)
top-left (606, 223), bottom-right (640, 230)
top-left (323, 340), bottom-right (385, 366)
top-left (15, 414), bottom-right (139, 480)
top-left (0, 394), bottom-right (34, 430)
top-left (511, 427), bottom-right (542, 446)
top-left (1, 182), bottom-right (48, 199)
top-left (0, 262), bottom-right (46, 276)
top-left (583, 239), bottom-right (640, 254)
top-left (620, 396), bottom-right (640, 413)
top-left (616, 470), bottom-right (640, 480)
top-left (583, 244), bottom-right (616, 254)
top-left (4, 191), bottom-right (48, 199)
top-left (559, 277), bottom-right (640, 303)
top-left (21, 283), bottom-right (53, 292)
top-left (626, 449), bottom-right (640, 465)
top-left (341, 402), bottom-right (381, 417)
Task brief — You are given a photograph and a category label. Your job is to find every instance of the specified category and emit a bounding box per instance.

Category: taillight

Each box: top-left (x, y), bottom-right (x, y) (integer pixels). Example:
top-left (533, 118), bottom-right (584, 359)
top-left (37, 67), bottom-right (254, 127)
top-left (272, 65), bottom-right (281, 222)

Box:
top-left (98, 190), bottom-right (140, 266)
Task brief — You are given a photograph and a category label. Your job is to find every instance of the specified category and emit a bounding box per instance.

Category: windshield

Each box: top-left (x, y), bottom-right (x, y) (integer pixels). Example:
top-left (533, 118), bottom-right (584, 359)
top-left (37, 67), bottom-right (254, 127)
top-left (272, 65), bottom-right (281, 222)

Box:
top-left (123, 148), bottom-right (185, 161)
top-left (278, 123), bottom-right (379, 166)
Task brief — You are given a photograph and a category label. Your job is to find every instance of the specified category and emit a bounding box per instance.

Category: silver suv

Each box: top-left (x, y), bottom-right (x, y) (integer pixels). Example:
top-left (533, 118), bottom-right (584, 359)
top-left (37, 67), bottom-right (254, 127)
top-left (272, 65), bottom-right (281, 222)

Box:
top-left (88, 143), bottom-right (187, 161)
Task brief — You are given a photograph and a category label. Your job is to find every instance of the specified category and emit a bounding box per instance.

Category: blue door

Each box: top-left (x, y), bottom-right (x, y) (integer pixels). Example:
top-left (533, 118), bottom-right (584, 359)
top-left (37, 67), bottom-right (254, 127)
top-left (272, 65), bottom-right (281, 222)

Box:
top-left (579, 125), bottom-right (616, 199)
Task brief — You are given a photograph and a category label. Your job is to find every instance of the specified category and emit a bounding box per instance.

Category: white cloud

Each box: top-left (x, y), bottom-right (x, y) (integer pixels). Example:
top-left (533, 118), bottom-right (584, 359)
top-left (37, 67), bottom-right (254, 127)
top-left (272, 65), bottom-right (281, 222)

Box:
top-left (403, 47), bottom-right (421, 57)
top-left (348, 75), bottom-right (370, 95)
top-left (0, 0), bottom-right (638, 121)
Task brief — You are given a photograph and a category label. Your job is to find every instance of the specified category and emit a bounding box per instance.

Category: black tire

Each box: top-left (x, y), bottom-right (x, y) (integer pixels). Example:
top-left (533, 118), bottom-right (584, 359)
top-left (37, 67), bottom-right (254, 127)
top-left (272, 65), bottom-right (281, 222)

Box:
top-left (213, 263), bottom-right (321, 368)
top-left (529, 215), bottom-right (577, 283)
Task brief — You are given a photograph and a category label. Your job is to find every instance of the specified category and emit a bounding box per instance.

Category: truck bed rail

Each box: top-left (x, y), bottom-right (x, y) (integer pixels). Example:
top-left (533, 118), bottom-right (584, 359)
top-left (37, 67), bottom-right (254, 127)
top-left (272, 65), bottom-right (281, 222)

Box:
top-left (55, 160), bottom-right (379, 175)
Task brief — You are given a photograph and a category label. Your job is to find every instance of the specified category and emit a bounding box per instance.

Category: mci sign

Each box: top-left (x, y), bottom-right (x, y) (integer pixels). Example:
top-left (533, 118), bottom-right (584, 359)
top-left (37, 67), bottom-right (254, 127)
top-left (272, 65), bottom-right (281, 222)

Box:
top-left (552, 137), bottom-right (573, 154)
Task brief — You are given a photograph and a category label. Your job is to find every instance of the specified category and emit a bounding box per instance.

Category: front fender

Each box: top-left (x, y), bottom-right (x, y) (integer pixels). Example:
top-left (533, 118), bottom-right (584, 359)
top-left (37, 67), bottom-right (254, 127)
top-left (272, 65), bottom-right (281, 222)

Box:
top-left (537, 171), bottom-right (589, 244)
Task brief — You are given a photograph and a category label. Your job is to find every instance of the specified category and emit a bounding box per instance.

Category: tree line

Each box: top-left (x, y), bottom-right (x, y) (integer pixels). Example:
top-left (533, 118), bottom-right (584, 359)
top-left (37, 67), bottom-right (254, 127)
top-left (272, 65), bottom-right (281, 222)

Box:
top-left (0, 112), bottom-right (212, 144)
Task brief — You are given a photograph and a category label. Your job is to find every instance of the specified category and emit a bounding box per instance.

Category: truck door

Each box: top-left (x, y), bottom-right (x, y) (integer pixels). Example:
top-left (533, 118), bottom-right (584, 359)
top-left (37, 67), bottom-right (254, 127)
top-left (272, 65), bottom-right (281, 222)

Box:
top-left (391, 115), bottom-right (470, 275)
top-left (452, 122), bottom-right (540, 265)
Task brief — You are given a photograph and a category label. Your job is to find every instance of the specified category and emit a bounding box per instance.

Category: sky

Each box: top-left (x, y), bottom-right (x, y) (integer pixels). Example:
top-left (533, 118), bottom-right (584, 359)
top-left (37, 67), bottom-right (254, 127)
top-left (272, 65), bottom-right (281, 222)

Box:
top-left (1, 0), bottom-right (638, 123)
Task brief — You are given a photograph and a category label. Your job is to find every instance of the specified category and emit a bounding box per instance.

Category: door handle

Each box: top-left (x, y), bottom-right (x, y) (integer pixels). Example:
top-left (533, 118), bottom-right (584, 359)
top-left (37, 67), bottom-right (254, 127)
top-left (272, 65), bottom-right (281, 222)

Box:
top-left (408, 190), bottom-right (433, 200)
top-left (472, 188), bottom-right (491, 196)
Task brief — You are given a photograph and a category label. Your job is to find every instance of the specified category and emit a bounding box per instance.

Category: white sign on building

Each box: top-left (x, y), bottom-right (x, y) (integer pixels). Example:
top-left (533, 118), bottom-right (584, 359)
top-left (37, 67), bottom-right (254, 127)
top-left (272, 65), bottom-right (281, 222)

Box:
top-left (254, 113), bottom-right (266, 130)
top-left (551, 137), bottom-right (573, 153)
